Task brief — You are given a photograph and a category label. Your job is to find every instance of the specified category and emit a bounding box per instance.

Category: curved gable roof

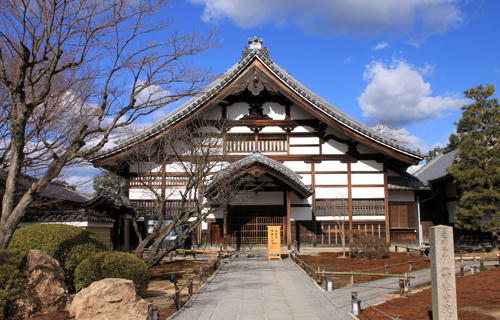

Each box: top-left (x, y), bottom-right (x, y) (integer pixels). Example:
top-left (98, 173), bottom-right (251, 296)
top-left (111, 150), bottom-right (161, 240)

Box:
top-left (90, 40), bottom-right (422, 164)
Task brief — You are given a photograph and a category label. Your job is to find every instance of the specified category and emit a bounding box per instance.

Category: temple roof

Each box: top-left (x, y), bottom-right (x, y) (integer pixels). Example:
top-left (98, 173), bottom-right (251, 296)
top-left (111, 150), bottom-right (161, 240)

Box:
top-left (414, 148), bottom-right (458, 182)
top-left (207, 150), bottom-right (314, 199)
top-left (89, 38), bottom-right (422, 165)
top-left (84, 189), bottom-right (133, 210)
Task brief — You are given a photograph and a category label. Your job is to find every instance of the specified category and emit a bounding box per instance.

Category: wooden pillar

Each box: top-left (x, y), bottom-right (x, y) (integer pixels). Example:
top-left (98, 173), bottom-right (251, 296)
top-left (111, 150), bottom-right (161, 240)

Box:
top-left (347, 163), bottom-right (353, 233)
top-left (286, 191), bottom-right (291, 250)
top-left (223, 205), bottom-right (228, 250)
top-left (124, 217), bottom-right (130, 251)
top-left (383, 163), bottom-right (391, 244)
top-left (311, 163), bottom-right (317, 247)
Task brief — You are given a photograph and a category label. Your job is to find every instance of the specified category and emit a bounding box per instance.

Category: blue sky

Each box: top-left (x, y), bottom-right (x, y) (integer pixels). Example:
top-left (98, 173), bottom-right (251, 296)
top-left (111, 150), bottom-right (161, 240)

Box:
top-left (71, 0), bottom-right (500, 189)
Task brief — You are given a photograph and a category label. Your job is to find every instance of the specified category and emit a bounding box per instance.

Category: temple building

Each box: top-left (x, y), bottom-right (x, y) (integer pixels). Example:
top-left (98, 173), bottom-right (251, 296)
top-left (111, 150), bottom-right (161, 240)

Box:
top-left (90, 37), bottom-right (430, 250)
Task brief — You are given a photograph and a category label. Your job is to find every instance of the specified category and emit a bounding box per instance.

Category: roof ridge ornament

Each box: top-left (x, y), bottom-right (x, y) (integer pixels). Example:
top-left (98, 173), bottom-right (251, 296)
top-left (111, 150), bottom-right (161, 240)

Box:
top-left (248, 36), bottom-right (263, 49)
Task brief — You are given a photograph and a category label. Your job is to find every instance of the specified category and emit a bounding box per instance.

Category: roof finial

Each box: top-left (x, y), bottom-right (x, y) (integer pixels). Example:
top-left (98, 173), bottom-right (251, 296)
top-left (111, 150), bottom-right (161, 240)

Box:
top-left (248, 36), bottom-right (263, 49)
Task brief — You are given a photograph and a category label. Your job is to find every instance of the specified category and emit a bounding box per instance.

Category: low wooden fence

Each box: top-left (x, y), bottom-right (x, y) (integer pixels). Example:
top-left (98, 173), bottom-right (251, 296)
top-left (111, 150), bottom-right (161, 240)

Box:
top-left (394, 245), bottom-right (428, 258)
top-left (167, 249), bottom-right (224, 310)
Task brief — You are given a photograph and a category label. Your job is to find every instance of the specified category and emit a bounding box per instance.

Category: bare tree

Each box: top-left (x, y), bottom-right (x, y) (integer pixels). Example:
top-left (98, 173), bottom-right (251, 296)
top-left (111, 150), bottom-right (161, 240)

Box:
top-left (364, 118), bottom-right (410, 146)
top-left (330, 195), bottom-right (349, 258)
top-left (121, 117), bottom-right (253, 267)
top-left (0, 0), bottom-right (218, 248)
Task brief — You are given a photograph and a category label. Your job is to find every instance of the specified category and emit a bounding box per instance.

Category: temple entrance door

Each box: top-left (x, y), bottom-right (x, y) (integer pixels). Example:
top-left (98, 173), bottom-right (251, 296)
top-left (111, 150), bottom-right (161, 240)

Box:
top-left (229, 206), bottom-right (284, 248)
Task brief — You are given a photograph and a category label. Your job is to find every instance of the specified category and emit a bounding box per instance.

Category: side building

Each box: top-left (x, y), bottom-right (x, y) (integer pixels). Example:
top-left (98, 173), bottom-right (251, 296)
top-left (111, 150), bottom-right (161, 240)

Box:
top-left (90, 37), bottom-right (430, 249)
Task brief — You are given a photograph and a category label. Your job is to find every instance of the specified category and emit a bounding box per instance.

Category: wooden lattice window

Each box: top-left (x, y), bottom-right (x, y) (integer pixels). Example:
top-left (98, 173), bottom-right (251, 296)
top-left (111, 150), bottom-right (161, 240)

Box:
top-left (315, 199), bottom-right (385, 216)
top-left (315, 199), bottom-right (348, 216)
top-left (389, 203), bottom-right (418, 229)
top-left (130, 200), bottom-right (183, 216)
top-left (353, 199), bottom-right (385, 215)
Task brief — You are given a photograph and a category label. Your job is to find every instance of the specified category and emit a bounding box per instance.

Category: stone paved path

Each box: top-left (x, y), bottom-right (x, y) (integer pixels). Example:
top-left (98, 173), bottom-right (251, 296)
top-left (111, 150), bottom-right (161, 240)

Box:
top-left (169, 253), bottom-right (497, 320)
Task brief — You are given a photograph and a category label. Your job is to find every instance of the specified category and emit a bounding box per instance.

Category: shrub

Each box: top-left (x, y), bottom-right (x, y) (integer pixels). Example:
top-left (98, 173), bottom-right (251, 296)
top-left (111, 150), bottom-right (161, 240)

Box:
top-left (74, 251), bottom-right (150, 295)
top-left (9, 224), bottom-right (108, 292)
top-left (0, 249), bottom-right (28, 317)
top-left (349, 235), bottom-right (389, 259)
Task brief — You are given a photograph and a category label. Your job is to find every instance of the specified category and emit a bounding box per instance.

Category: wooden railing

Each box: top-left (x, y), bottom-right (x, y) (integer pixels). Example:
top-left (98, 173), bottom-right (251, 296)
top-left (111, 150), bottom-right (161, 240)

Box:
top-left (225, 138), bottom-right (287, 153)
top-left (130, 200), bottom-right (183, 216)
top-left (130, 175), bottom-right (189, 187)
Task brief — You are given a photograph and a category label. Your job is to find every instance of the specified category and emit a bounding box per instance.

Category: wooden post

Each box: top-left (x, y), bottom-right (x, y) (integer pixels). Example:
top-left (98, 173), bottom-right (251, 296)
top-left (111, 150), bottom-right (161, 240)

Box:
top-left (286, 191), bottom-right (291, 250)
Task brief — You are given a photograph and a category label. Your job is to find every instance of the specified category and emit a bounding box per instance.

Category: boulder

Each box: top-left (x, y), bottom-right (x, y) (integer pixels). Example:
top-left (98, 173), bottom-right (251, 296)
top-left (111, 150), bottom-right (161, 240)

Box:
top-left (69, 278), bottom-right (150, 320)
top-left (13, 250), bottom-right (70, 319)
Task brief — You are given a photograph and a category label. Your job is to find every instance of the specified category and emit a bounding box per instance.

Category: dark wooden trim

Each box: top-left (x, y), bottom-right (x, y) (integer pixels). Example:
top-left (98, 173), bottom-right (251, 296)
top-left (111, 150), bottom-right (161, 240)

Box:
top-left (347, 163), bottom-right (353, 233)
top-left (289, 144), bottom-right (321, 147)
top-left (291, 204), bottom-right (312, 207)
top-left (383, 164), bottom-right (390, 244)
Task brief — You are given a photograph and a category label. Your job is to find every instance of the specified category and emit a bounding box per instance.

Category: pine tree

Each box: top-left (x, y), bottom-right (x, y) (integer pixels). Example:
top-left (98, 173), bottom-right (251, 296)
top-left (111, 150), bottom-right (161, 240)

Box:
top-left (447, 84), bottom-right (500, 236)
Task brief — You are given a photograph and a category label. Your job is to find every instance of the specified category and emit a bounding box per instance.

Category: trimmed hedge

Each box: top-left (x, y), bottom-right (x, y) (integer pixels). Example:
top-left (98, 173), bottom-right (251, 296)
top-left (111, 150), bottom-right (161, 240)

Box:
top-left (349, 235), bottom-right (389, 259)
top-left (0, 249), bottom-right (28, 318)
top-left (74, 251), bottom-right (150, 295)
top-left (9, 224), bottom-right (108, 292)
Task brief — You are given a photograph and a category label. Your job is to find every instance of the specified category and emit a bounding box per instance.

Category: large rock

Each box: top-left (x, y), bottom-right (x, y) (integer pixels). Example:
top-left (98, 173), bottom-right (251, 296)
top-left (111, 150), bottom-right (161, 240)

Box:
top-left (13, 250), bottom-right (70, 319)
top-left (69, 278), bottom-right (150, 320)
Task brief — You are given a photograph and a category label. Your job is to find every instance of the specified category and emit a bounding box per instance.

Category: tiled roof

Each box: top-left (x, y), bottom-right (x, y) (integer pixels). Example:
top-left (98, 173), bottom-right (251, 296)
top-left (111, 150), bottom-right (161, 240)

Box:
top-left (414, 149), bottom-right (459, 182)
top-left (207, 150), bottom-right (314, 197)
top-left (84, 189), bottom-right (132, 209)
top-left (388, 176), bottom-right (431, 191)
top-left (21, 210), bottom-right (115, 223)
top-left (89, 42), bottom-right (422, 163)
top-left (40, 183), bottom-right (91, 203)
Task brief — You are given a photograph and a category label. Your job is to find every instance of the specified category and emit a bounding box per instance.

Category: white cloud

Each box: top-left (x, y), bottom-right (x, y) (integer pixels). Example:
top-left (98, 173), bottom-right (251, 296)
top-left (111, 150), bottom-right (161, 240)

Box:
top-left (344, 57), bottom-right (353, 64)
top-left (189, 0), bottom-right (463, 37)
top-left (372, 42), bottom-right (388, 51)
top-left (358, 60), bottom-right (469, 125)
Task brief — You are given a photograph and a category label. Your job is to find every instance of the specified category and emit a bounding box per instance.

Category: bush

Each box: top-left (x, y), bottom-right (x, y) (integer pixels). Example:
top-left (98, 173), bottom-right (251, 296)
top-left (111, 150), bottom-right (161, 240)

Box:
top-left (74, 251), bottom-right (150, 295)
top-left (0, 249), bottom-right (28, 317)
top-left (349, 235), bottom-right (389, 259)
top-left (9, 224), bottom-right (108, 292)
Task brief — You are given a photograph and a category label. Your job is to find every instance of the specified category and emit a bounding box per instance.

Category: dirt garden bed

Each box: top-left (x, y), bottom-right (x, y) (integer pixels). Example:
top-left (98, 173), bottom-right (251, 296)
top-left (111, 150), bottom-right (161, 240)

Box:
top-left (358, 265), bottom-right (500, 320)
top-left (298, 252), bottom-right (431, 289)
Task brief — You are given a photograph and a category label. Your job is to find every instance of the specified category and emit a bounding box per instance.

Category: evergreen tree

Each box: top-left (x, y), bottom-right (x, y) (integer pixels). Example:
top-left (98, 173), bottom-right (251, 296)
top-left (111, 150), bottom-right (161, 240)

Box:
top-left (447, 84), bottom-right (500, 234)
top-left (93, 171), bottom-right (127, 196)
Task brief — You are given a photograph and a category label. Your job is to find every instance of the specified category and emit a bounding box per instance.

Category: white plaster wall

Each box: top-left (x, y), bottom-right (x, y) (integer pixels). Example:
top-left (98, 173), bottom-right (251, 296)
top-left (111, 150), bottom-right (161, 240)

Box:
top-left (447, 200), bottom-right (457, 223)
top-left (388, 191), bottom-right (415, 202)
top-left (231, 191), bottom-right (284, 205)
top-left (322, 140), bottom-right (348, 154)
top-left (292, 126), bottom-right (315, 133)
top-left (291, 207), bottom-right (312, 220)
top-left (263, 103), bottom-right (286, 120)
top-left (289, 137), bottom-right (319, 145)
top-left (290, 146), bottom-right (320, 155)
top-left (129, 188), bottom-right (162, 200)
top-left (284, 161), bottom-right (311, 172)
top-left (227, 102), bottom-right (249, 120)
top-left (315, 161), bottom-right (347, 172)
top-left (315, 174), bottom-right (348, 185)
top-left (202, 221), bottom-right (208, 230)
top-left (299, 174), bottom-right (312, 185)
top-left (259, 126), bottom-right (286, 133)
top-left (315, 187), bottom-right (349, 198)
top-left (228, 126), bottom-right (254, 133)
top-left (316, 216), bottom-right (385, 221)
top-left (165, 162), bottom-right (187, 173)
top-left (130, 162), bottom-right (162, 173)
top-left (351, 160), bottom-right (383, 172)
top-left (351, 173), bottom-right (384, 185)
top-left (290, 192), bottom-right (313, 205)
top-left (290, 105), bottom-right (314, 119)
top-left (352, 187), bottom-right (385, 199)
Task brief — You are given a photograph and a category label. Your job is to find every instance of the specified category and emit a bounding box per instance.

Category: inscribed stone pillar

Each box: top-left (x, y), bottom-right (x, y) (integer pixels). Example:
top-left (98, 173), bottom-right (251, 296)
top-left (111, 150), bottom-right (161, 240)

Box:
top-left (429, 225), bottom-right (457, 320)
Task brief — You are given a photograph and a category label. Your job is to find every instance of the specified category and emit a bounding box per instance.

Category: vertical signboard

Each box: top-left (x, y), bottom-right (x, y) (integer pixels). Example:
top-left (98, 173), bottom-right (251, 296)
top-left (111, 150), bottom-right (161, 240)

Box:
top-left (267, 226), bottom-right (281, 260)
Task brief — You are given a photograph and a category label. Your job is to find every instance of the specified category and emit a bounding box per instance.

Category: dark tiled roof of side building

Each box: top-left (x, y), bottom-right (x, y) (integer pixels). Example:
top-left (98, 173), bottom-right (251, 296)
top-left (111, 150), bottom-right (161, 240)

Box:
top-left (89, 39), bottom-right (422, 163)
top-left (84, 188), bottom-right (133, 209)
top-left (413, 149), bottom-right (459, 182)
top-left (387, 176), bottom-right (431, 191)
top-left (21, 210), bottom-right (115, 223)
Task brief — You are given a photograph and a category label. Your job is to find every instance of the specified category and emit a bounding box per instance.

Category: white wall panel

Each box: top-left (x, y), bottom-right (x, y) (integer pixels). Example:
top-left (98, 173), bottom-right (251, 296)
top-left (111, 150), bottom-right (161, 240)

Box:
top-left (227, 102), bottom-right (249, 120)
top-left (129, 188), bottom-right (162, 200)
top-left (299, 174), bottom-right (312, 185)
top-left (290, 146), bottom-right (320, 155)
top-left (290, 192), bottom-right (313, 205)
top-left (388, 191), bottom-right (414, 202)
top-left (317, 216), bottom-right (385, 221)
top-left (289, 137), bottom-right (319, 145)
top-left (291, 207), bottom-right (312, 220)
top-left (315, 187), bottom-right (349, 198)
top-left (231, 191), bottom-right (284, 205)
top-left (292, 126), bottom-right (315, 133)
top-left (322, 141), bottom-right (348, 154)
top-left (351, 173), bottom-right (384, 185)
top-left (352, 187), bottom-right (385, 199)
top-left (284, 161), bottom-right (311, 171)
top-left (165, 162), bottom-right (186, 173)
top-left (315, 161), bottom-right (347, 172)
top-left (351, 160), bottom-right (383, 172)
top-left (263, 103), bottom-right (286, 120)
top-left (228, 126), bottom-right (254, 133)
top-left (315, 174), bottom-right (348, 185)
top-left (259, 126), bottom-right (285, 133)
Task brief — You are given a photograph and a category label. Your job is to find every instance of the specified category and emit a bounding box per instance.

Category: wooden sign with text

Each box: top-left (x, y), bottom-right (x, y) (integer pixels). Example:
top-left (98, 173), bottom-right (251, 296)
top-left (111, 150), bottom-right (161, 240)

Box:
top-left (267, 226), bottom-right (281, 260)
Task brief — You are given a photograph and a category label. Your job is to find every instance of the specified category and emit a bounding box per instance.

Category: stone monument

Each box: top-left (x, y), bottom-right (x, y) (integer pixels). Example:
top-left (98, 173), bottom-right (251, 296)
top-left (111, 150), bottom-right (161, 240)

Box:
top-left (429, 225), bottom-right (457, 320)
